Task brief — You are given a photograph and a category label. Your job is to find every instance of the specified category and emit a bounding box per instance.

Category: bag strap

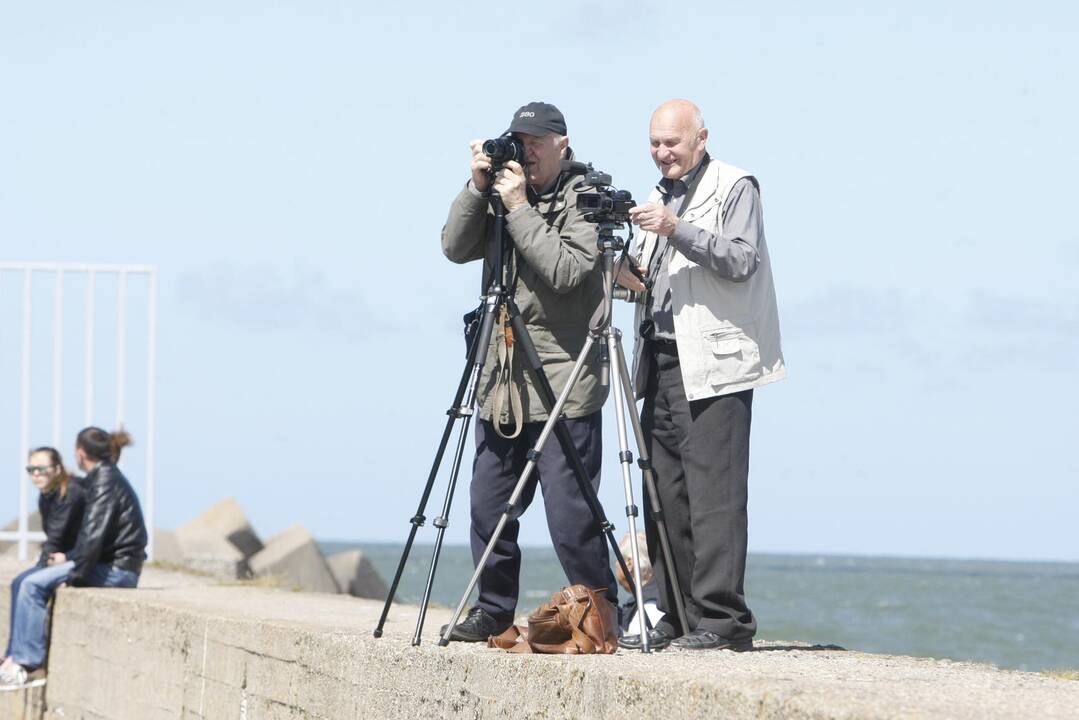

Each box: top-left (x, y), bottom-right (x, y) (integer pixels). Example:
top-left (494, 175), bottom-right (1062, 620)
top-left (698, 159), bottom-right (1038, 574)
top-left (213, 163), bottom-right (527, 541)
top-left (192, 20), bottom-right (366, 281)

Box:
top-left (492, 305), bottom-right (523, 439)
top-left (563, 593), bottom-right (598, 654)
top-left (488, 625), bottom-right (531, 652)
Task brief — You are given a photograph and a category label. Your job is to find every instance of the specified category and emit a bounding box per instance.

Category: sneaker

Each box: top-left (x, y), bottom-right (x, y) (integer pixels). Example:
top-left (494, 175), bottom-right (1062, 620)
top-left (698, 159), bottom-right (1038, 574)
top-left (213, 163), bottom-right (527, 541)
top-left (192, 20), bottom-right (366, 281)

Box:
top-left (439, 607), bottom-right (511, 642)
top-left (0, 663), bottom-right (28, 691)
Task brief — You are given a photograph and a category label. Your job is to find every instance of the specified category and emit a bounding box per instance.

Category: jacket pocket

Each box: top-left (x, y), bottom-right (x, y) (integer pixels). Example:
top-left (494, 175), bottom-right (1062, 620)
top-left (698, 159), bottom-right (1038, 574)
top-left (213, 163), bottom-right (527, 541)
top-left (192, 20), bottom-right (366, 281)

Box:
top-left (700, 323), bottom-right (762, 387)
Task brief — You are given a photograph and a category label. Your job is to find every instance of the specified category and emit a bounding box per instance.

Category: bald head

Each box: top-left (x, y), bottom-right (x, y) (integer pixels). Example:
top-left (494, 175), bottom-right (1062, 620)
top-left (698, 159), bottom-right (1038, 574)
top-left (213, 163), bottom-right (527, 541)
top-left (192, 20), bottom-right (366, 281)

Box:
top-left (652, 99), bottom-right (705, 132)
top-left (649, 99), bottom-right (708, 179)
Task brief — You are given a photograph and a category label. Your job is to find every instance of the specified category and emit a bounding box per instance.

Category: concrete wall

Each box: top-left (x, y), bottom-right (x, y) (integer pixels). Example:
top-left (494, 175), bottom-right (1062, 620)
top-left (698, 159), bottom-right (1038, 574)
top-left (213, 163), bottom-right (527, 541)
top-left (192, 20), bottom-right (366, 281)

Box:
top-left (2, 560), bottom-right (1078, 720)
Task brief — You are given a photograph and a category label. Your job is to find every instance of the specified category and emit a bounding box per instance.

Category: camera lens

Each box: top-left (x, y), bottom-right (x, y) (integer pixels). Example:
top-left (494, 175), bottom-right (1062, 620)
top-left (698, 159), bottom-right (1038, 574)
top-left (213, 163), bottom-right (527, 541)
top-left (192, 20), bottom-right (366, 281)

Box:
top-left (483, 136), bottom-right (525, 163)
top-left (613, 288), bottom-right (642, 303)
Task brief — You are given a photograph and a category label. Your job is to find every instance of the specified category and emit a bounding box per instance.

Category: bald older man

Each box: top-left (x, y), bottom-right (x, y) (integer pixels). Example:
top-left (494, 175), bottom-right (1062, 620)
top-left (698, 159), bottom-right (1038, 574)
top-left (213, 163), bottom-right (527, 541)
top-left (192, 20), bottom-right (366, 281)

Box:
top-left (618, 99), bottom-right (786, 651)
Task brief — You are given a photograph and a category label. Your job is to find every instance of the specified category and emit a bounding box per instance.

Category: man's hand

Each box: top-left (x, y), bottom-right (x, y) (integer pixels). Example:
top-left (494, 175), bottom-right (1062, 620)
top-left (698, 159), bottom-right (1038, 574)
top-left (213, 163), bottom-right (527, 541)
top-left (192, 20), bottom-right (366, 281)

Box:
top-left (615, 257), bottom-right (647, 292)
top-left (491, 160), bottom-right (529, 212)
top-left (469, 139), bottom-right (492, 193)
top-left (47, 552), bottom-right (66, 565)
top-left (629, 203), bottom-right (678, 237)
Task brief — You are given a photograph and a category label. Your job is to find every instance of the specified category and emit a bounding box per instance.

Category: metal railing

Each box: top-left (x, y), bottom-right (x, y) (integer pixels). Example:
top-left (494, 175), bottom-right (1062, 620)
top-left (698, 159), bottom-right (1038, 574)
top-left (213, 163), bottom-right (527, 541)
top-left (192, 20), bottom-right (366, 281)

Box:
top-left (0, 262), bottom-right (157, 561)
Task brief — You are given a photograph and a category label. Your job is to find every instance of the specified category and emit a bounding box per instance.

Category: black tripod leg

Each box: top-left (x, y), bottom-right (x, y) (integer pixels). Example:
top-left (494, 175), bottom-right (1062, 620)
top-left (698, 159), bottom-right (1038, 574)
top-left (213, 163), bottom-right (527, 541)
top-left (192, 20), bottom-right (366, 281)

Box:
top-left (505, 307), bottom-right (637, 597)
top-left (411, 404), bottom-right (474, 644)
top-left (373, 364), bottom-right (470, 638)
top-left (612, 335), bottom-right (690, 635)
top-left (374, 294), bottom-right (499, 640)
top-left (411, 290), bottom-right (505, 644)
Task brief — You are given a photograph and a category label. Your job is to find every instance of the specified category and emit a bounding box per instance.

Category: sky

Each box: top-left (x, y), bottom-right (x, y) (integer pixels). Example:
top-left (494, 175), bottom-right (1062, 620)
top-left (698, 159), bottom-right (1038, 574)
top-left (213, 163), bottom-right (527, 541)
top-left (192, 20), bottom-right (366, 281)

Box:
top-left (2, 1), bottom-right (1076, 562)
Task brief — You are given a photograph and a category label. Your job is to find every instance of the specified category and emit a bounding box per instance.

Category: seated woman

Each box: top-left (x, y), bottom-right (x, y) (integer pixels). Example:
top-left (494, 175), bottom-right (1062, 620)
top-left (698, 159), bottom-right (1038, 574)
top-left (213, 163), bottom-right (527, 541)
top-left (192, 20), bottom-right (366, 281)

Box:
top-left (2, 447), bottom-right (85, 681)
top-left (0, 428), bottom-right (147, 688)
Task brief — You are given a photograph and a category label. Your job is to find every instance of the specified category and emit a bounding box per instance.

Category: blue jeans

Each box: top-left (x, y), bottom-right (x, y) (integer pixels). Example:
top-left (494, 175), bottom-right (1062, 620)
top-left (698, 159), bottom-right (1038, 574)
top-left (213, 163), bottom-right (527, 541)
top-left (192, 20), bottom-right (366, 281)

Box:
top-left (6, 561), bottom-right (139, 669)
top-left (5, 565), bottom-right (46, 659)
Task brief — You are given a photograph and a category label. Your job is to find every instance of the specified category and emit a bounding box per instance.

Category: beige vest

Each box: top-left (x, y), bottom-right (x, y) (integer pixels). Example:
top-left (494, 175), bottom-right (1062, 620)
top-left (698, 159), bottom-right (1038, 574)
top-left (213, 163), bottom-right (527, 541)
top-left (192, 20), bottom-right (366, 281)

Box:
top-left (633, 159), bottom-right (786, 401)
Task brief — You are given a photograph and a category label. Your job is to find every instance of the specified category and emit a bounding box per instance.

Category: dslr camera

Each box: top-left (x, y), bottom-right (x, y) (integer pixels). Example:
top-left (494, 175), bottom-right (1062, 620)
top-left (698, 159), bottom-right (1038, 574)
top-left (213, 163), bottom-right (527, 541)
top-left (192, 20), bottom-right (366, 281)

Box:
top-left (482, 135), bottom-right (526, 168)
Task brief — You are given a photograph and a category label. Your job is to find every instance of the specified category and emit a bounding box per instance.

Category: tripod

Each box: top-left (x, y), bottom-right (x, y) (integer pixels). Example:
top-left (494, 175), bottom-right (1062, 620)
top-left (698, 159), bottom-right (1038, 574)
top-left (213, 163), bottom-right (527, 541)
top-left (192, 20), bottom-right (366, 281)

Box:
top-left (373, 189), bottom-right (644, 647)
top-left (438, 212), bottom-right (690, 651)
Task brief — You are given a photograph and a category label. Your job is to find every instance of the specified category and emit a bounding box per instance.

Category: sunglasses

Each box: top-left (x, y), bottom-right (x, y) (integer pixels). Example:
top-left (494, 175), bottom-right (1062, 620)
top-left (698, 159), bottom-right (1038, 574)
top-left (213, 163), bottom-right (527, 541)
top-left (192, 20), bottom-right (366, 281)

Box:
top-left (26, 464), bottom-right (57, 475)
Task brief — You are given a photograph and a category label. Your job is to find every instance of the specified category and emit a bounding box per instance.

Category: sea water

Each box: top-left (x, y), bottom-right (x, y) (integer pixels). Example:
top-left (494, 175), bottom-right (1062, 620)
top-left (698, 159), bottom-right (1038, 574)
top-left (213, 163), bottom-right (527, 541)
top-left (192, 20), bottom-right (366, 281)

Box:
top-left (323, 541), bottom-right (1078, 672)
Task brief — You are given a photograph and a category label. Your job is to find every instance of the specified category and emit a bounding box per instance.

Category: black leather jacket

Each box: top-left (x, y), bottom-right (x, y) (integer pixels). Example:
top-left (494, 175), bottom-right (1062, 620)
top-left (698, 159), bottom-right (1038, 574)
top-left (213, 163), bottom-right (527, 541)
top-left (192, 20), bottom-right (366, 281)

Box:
top-left (37, 477), bottom-right (87, 568)
top-left (69, 461), bottom-right (147, 585)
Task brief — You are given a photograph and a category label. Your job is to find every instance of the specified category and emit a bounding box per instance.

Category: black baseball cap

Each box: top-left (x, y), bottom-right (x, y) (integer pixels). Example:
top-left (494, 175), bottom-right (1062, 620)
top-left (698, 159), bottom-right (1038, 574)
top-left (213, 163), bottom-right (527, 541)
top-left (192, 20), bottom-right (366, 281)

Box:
top-left (505, 101), bottom-right (567, 137)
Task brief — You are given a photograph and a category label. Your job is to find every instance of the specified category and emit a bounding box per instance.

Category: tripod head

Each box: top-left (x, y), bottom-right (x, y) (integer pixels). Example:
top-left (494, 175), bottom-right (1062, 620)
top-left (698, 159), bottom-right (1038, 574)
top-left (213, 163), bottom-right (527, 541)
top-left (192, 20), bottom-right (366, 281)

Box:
top-left (565, 160), bottom-right (639, 337)
top-left (597, 221), bottom-right (627, 252)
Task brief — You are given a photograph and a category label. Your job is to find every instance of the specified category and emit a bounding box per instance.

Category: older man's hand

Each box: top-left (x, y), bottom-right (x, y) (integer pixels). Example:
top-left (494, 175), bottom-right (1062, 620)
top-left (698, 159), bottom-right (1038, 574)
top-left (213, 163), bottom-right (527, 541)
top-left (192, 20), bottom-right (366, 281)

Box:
top-left (492, 160), bottom-right (529, 212)
top-left (469, 139), bottom-right (492, 193)
top-left (615, 257), bottom-right (647, 292)
top-left (629, 202), bottom-right (678, 237)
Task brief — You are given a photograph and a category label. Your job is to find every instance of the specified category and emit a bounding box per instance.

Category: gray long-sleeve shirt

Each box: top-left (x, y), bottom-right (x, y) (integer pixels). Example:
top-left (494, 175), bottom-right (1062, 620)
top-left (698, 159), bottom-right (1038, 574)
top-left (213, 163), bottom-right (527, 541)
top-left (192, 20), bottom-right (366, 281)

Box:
top-left (644, 156), bottom-right (763, 340)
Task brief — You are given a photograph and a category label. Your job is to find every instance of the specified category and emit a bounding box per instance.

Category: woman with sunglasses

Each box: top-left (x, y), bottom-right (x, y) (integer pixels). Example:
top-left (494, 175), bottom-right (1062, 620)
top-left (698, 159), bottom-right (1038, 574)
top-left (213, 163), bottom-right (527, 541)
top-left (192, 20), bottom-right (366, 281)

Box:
top-left (1, 427), bottom-right (146, 689)
top-left (1, 447), bottom-right (85, 687)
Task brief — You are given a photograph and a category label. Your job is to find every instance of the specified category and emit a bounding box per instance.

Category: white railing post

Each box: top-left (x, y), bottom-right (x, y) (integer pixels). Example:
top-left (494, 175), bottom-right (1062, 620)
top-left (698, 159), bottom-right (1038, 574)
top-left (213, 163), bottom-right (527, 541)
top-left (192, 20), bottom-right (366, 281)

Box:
top-left (85, 270), bottom-right (96, 426)
top-left (52, 271), bottom-right (64, 448)
top-left (146, 269), bottom-right (158, 561)
top-left (18, 270), bottom-right (32, 560)
top-left (116, 271), bottom-right (127, 426)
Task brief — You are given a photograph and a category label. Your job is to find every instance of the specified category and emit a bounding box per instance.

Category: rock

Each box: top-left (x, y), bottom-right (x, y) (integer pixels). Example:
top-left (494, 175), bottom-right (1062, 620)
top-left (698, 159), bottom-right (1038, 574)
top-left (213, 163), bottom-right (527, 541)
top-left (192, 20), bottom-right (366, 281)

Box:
top-left (150, 528), bottom-right (184, 565)
top-left (175, 497), bottom-right (263, 559)
top-left (248, 525), bottom-right (340, 594)
top-left (173, 530), bottom-right (248, 578)
top-left (326, 549), bottom-right (389, 599)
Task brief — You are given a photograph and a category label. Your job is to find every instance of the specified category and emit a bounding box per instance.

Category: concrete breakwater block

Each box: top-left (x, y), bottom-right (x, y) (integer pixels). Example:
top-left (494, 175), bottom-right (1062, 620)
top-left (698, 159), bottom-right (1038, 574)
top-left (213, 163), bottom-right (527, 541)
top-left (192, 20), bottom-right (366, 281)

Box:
top-left (171, 531), bottom-right (247, 577)
top-left (327, 549), bottom-right (389, 599)
top-left (170, 498), bottom-right (265, 577)
top-left (0, 512), bottom-right (43, 560)
top-left (249, 525), bottom-right (340, 593)
top-left (0, 542), bottom-right (43, 562)
top-left (2, 511), bottom-right (42, 533)
top-left (151, 528), bottom-right (185, 565)
top-left (176, 497), bottom-right (264, 559)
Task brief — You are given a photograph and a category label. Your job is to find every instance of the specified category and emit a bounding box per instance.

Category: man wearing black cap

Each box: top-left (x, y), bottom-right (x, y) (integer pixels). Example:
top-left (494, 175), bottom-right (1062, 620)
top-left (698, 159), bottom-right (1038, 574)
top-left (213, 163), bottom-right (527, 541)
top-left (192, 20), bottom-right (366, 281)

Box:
top-left (440, 102), bottom-right (616, 641)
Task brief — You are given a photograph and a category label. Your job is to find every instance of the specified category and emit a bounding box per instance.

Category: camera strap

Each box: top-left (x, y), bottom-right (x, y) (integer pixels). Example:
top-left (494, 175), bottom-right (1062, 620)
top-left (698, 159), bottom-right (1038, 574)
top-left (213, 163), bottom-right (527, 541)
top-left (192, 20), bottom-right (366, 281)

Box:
top-left (492, 303), bottom-right (524, 439)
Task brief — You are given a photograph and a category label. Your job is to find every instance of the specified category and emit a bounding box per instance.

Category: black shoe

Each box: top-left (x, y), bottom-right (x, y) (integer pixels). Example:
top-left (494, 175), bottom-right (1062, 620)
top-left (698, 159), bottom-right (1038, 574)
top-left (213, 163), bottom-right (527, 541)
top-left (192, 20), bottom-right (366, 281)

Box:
top-left (617, 628), bottom-right (673, 651)
top-left (670, 629), bottom-right (753, 651)
top-left (440, 607), bottom-right (511, 643)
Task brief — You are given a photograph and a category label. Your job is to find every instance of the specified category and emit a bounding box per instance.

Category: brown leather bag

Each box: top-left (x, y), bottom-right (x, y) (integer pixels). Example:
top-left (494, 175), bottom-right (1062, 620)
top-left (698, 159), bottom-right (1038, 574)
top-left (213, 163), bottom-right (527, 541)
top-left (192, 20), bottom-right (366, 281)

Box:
top-left (488, 585), bottom-right (619, 654)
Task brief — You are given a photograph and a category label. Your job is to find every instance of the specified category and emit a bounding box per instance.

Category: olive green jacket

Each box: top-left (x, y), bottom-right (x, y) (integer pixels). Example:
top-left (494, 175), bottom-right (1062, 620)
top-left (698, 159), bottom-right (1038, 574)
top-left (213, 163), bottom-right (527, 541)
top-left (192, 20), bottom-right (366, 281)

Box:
top-left (441, 160), bottom-right (608, 423)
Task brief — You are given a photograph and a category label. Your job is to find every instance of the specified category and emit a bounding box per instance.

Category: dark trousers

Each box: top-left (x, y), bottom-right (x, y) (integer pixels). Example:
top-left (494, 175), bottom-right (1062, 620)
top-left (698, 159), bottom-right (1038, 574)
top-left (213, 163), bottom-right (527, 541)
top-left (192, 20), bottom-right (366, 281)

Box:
top-left (470, 412), bottom-right (616, 621)
top-left (642, 345), bottom-right (756, 640)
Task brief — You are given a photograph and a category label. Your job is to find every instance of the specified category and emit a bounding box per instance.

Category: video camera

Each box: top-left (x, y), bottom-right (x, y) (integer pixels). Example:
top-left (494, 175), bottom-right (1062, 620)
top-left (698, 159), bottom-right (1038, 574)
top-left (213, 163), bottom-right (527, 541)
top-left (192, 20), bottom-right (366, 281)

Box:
top-left (572, 165), bottom-right (636, 225)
